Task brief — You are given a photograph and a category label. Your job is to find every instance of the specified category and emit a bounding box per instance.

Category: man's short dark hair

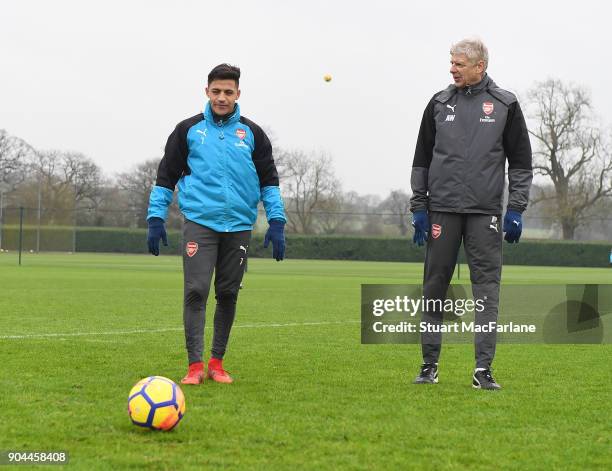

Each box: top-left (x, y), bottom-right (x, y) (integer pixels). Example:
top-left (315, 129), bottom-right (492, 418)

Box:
top-left (208, 64), bottom-right (240, 86)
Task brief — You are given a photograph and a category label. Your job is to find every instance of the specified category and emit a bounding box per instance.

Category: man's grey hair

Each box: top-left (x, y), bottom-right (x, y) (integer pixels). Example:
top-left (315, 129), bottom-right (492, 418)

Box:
top-left (450, 38), bottom-right (489, 71)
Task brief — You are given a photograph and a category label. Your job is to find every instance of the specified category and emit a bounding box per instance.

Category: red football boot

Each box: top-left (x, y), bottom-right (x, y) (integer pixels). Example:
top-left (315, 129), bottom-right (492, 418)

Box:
top-left (181, 361), bottom-right (204, 385)
top-left (207, 358), bottom-right (233, 384)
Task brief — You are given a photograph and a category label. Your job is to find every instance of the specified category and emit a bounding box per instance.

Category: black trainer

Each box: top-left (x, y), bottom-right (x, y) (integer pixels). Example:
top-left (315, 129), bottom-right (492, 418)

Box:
top-left (413, 363), bottom-right (438, 384)
top-left (472, 369), bottom-right (501, 390)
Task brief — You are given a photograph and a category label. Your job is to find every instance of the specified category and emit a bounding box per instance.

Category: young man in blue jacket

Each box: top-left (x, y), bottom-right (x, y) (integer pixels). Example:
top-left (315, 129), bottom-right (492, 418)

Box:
top-left (146, 64), bottom-right (286, 385)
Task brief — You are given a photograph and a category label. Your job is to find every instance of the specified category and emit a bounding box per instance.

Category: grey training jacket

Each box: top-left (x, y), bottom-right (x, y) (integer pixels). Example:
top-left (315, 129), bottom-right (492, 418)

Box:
top-left (410, 75), bottom-right (533, 215)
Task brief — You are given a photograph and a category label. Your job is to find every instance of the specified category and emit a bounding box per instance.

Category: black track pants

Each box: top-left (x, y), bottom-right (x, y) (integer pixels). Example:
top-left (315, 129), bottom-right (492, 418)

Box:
top-left (421, 211), bottom-right (502, 369)
top-left (182, 220), bottom-right (251, 364)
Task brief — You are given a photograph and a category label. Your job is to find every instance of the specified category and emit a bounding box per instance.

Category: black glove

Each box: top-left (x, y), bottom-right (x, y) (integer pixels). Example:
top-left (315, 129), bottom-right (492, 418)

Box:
top-left (263, 219), bottom-right (286, 261)
top-left (147, 217), bottom-right (168, 256)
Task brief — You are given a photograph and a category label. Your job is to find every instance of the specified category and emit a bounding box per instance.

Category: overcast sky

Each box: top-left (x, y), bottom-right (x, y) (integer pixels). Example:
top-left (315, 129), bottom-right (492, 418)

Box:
top-left (2, 0), bottom-right (611, 197)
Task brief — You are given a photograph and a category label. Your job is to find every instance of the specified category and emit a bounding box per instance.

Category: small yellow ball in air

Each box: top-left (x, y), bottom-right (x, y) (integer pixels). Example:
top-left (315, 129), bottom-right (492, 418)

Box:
top-left (323, 74), bottom-right (332, 82)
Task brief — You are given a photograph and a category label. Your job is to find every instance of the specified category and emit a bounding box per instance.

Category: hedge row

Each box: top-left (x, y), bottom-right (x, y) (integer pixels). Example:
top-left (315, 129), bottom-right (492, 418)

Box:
top-left (253, 235), bottom-right (611, 268)
top-left (0, 225), bottom-right (610, 267)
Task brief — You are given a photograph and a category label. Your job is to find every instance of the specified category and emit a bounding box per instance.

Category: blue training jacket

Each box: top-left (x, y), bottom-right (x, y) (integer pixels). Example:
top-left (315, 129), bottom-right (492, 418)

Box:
top-left (147, 102), bottom-right (286, 232)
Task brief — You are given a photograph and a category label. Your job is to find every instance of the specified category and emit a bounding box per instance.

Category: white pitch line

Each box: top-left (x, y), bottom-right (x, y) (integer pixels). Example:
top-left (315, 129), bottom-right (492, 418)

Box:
top-left (0, 320), bottom-right (361, 340)
top-left (0, 327), bottom-right (182, 340)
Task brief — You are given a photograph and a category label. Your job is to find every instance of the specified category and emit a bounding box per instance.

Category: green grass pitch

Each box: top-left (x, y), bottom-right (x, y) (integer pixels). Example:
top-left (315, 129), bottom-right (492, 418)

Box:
top-left (0, 253), bottom-right (610, 470)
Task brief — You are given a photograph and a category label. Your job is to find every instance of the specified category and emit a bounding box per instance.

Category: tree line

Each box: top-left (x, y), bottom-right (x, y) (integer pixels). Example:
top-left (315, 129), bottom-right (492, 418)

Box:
top-left (1, 79), bottom-right (610, 240)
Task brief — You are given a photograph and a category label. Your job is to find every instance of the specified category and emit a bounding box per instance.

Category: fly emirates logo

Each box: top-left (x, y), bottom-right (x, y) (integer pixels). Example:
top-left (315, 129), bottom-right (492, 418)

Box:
top-left (480, 101), bottom-right (496, 123)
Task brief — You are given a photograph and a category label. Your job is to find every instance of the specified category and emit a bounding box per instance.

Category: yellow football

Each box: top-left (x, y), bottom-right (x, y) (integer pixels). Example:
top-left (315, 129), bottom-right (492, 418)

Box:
top-left (128, 376), bottom-right (185, 431)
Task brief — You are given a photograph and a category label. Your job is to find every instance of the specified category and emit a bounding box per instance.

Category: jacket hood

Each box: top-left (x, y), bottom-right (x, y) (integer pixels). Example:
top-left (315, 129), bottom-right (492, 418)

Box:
top-left (436, 74), bottom-right (498, 103)
top-left (461, 74), bottom-right (494, 95)
top-left (204, 101), bottom-right (241, 125)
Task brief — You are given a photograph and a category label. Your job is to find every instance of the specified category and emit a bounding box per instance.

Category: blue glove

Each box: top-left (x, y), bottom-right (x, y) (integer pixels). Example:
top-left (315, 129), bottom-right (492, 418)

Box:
top-left (412, 210), bottom-right (429, 246)
top-left (503, 210), bottom-right (522, 243)
top-left (264, 219), bottom-right (285, 261)
top-left (147, 217), bottom-right (168, 256)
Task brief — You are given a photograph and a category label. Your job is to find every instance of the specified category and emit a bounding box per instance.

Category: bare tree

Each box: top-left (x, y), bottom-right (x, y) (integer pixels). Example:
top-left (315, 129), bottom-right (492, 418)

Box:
top-left (317, 190), bottom-right (357, 235)
top-left (116, 159), bottom-right (160, 228)
top-left (22, 150), bottom-right (104, 224)
top-left (526, 79), bottom-right (612, 239)
top-left (60, 152), bottom-right (104, 205)
top-left (0, 129), bottom-right (35, 190)
top-left (355, 194), bottom-right (385, 236)
top-left (380, 189), bottom-right (412, 236)
top-left (277, 149), bottom-right (339, 234)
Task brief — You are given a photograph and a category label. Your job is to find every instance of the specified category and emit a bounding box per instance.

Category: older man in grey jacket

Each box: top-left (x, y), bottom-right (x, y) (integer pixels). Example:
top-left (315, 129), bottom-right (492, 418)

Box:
top-left (410, 38), bottom-right (533, 390)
